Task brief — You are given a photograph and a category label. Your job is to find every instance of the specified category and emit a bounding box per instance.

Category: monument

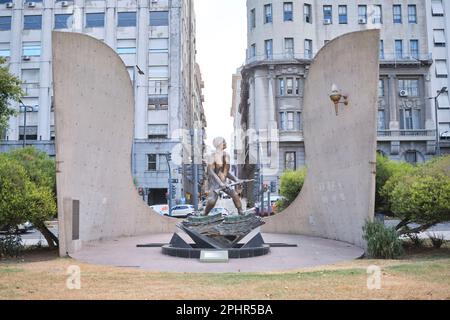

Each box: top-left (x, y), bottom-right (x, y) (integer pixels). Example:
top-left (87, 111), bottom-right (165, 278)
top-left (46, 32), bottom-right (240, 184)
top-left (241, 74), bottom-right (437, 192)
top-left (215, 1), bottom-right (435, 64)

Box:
top-left (53, 29), bottom-right (379, 260)
top-left (161, 137), bottom-right (268, 259)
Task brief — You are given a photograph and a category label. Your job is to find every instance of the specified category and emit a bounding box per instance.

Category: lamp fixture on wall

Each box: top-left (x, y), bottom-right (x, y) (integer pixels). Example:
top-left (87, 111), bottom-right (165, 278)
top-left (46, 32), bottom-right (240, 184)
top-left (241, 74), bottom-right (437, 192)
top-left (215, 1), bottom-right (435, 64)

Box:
top-left (329, 84), bottom-right (349, 116)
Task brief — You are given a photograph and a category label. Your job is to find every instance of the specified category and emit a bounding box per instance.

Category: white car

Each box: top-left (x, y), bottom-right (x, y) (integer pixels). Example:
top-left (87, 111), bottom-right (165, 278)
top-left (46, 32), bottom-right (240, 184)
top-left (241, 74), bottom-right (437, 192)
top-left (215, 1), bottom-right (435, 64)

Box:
top-left (149, 204), bottom-right (170, 216)
top-left (170, 205), bottom-right (195, 218)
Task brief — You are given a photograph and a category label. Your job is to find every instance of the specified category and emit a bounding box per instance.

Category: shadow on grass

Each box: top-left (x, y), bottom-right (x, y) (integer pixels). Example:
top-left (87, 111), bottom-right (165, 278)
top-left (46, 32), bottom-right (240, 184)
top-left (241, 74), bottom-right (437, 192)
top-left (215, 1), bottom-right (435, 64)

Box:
top-left (1, 247), bottom-right (59, 264)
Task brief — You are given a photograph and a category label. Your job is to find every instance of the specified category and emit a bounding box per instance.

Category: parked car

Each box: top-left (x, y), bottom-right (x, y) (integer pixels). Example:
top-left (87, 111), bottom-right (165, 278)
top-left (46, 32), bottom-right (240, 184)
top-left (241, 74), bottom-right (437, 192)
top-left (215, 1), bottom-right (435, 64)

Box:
top-left (0, 221), bottom-right (34, 234)
top-left (149, 204), bottom-right (170, 216)
top-left (170, 205), bottom-right (195, 218)
top-left (209, 207), bottom-right (231, 217)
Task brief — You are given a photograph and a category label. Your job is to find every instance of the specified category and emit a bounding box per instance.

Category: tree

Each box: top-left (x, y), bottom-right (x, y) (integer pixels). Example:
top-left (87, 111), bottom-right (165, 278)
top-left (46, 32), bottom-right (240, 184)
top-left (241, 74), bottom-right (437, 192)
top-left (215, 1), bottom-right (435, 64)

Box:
top-left (382, 155), bottom-right (450, 235)
top-left (0, 148), bottom-right (58, 249)
top-left (0, 57), bottom-right (23, 135)
top-left (277, 168), bottom-right (307, 211)
top-left (0, 156), bottom-right (31, 227)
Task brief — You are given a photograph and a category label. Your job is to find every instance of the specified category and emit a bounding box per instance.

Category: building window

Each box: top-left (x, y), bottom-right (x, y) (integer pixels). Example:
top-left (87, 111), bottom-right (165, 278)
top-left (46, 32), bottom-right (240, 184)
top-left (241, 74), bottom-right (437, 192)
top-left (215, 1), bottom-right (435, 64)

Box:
top-left (395, 40), bottom-right (403, 59)
top-left (431, 0), bottom-right (444, 17)
top-left (408, 5), bottom-right (417, 23)
top-left (379, 40), bottom-right (384, 59)
top-left (378, 110), bottom-right (386, 130)
top-left (250, 43), bottom-right (256, 58)
top-left (150, 11), bottom-right (169, 27)
top-left (287, 112), bottom-right (295, 130)
top-left (373, 5), bottom-right (382, 24)
top-left (118, 12), bottom-right (137, 27)
top-left (295, 78), bottom-right (301, 95)
top-left (279, 79), bottom-right (285, 95)
top-left (435, 60), bottom-right (449, 78)
top-left (148, 154), bottom-right (157, 171)
top-left (285, 152), bottom-right (296, 171)
top-left (404, 151), bottom-right (418, 164)
top-left (0, 16), bottom-right (11, 31)
top-left (286, 78), bottom-right (294, 95)
top-left (393, 5), bottom-right (402, 24)
top-left (399, 79), bottom-right (419, 97)
top-left (150, 38), bottom-right (169, 53)
top-left (378, 79), bottom-right (385, 97)
top-left (279, 112), bottom-right (286, 128)
top-left (0, 43), bottom-right (10, 57)
top-left (304, 39), bottom-right (312, 59)
top-left (338, 5), bottom-right (347, 24)
top-left (264, 4), bottom-right (272, 24)
top-left (283, 2), bottom-right (293, 22)
top-left (323, 5), bottom-right (332, 23)
top-left (285, 38), bottom-right (294, 57)
top-left (265, 39), bottom-right (273, 59)
top-left (148, 66), bottom-right (169, 78)
top-left (24, 15), bottom-right (42, 30)
top-left (148, 124), bottom-right (169, 138)
top-left (22, 42), bottom-right (41, 56)
top-left (409, 40), bottom-right (419, 60)
top-left (86, 13), bottom-right (104, 28)
top-left (250, 8), bottom-right (256, 29)
top-left (19, 126), bottom-right (38, 141)
top-left (434, 29), bottom-right (446, 47)
top-left (400, 109), bottom-right (421, 130)
top-left (117, 39), bottom-right (136, 54)
top-left (304, 4), bottom-right (312, 23)
top-left (358, 5), bottom-right (367, 24)
top-left (55, 14), bottom-right (73, 29)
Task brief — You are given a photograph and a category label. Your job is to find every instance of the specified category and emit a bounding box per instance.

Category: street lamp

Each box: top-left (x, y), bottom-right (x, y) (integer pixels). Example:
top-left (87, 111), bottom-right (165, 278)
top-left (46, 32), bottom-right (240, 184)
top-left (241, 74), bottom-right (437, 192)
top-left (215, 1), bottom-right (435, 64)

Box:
top-left (429, 87), bottom-right (448, 157)
top-left (131, 65), bottom-right (145, 176)
top-left (163, 152), bottom-right (173, 215)
top-left (18, 99), bottom-right (34, 148)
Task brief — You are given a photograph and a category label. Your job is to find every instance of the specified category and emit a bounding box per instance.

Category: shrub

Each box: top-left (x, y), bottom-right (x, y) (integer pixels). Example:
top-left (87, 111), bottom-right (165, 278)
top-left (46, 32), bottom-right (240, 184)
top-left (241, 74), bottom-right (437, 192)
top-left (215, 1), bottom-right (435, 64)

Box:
top-left (376, 154), bottom-right (416, 213)
top-left (407, 233), bottom-right (425, 248)
top-left (363, 220), bottom-right (404, 259)
top-left (428, 233), bottom-right (445, 249)
top-left (0, 229), bottom-right (23, 258)
top-left (279, 168), bottom-right (307, 210)
top-left (381, 155), bottom-right (450, 235)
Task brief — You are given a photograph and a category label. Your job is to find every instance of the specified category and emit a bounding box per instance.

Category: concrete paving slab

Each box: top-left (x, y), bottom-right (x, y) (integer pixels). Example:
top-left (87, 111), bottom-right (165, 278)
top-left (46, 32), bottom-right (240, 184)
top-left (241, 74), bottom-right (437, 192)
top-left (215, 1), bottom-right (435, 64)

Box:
top-left (70, 233), bottom-right (365, 273)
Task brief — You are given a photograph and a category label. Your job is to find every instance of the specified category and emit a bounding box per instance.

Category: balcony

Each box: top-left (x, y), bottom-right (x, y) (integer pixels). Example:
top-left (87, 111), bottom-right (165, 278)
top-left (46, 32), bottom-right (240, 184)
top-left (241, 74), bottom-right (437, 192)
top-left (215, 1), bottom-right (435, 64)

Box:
top-left (378, 129), bottom-right (436, 141)
top-left (379, 53), bottom-right (433, 67)
top-left (246, 52), bottom-right (314, 66)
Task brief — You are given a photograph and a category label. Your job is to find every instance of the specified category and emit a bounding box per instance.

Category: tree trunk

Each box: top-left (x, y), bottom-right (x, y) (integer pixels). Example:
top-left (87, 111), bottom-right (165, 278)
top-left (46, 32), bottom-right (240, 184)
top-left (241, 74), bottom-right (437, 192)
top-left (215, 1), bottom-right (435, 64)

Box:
top-left (36, 224), bottom-right (59, 249)
top-left (397, 222), bottom-right (438, 236)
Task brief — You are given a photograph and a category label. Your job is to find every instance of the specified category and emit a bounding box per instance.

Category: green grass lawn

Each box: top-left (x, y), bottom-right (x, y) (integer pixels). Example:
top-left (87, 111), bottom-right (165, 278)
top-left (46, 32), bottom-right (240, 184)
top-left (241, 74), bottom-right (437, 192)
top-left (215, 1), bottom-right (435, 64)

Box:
top-left (0, 246), bottom-right (449, 300)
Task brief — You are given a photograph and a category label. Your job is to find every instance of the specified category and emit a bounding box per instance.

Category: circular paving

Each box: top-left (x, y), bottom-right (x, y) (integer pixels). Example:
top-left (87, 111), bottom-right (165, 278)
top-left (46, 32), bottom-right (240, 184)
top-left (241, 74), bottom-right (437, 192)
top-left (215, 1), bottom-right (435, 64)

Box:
top-left (71, 232), bottom-right (365, 273)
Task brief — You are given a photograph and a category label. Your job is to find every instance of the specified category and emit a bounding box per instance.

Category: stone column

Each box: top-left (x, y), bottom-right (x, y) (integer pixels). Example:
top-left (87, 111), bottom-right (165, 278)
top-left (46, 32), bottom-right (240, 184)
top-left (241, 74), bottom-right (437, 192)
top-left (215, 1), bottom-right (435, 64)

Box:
top-left (388, 75), bottom-right (399, 130)
top-left (7, 1), bottom-right (24, 140)
top-left (135, 0), bottom-right (149, 139)
top-left (37, 0), bottom-right (53, 141)
top-left (105, 0), bottom-right (116, 49)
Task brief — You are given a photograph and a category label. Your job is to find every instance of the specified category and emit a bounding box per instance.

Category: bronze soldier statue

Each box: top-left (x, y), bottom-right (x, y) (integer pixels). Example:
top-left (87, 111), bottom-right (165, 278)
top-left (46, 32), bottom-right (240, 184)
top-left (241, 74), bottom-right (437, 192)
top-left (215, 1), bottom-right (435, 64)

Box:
top-left (204, 137), bottom-right (244, 216)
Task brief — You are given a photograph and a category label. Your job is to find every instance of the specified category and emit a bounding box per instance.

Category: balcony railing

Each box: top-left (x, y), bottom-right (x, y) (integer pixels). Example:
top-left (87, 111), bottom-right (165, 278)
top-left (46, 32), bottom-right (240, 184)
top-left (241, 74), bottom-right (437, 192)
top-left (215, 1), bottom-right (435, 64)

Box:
top-left (379, 53), bottom-right (433, 64)
top-left (246, 52), bottom-right (314, 64)
top-left (246, 52), bottom-right (433, 65)
top-left (378, 129), bottom-right (436, 137)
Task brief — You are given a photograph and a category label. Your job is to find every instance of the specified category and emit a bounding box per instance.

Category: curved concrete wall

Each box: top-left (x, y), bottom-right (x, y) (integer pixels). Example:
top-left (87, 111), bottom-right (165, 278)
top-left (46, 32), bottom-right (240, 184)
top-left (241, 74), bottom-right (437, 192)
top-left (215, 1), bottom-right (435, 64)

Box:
top-left (53, 32), bottom-right (177, 256)
top-left (263, 30), bottom-right (380, 248)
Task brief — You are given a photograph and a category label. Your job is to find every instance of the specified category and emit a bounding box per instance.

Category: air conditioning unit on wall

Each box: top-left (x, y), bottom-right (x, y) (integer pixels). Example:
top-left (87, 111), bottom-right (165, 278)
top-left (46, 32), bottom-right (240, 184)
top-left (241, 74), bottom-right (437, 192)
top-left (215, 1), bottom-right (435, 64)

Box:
top-left (399, 90), bottom-right (408, 97)
top-left (6, 2), bottom-right (14, 8)
top-left (60, 1), bottom-right (69, 7)
top-left (323, 19), bottom-right (332, 25)
top-left (27, 2), bottom-right (36, 8)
